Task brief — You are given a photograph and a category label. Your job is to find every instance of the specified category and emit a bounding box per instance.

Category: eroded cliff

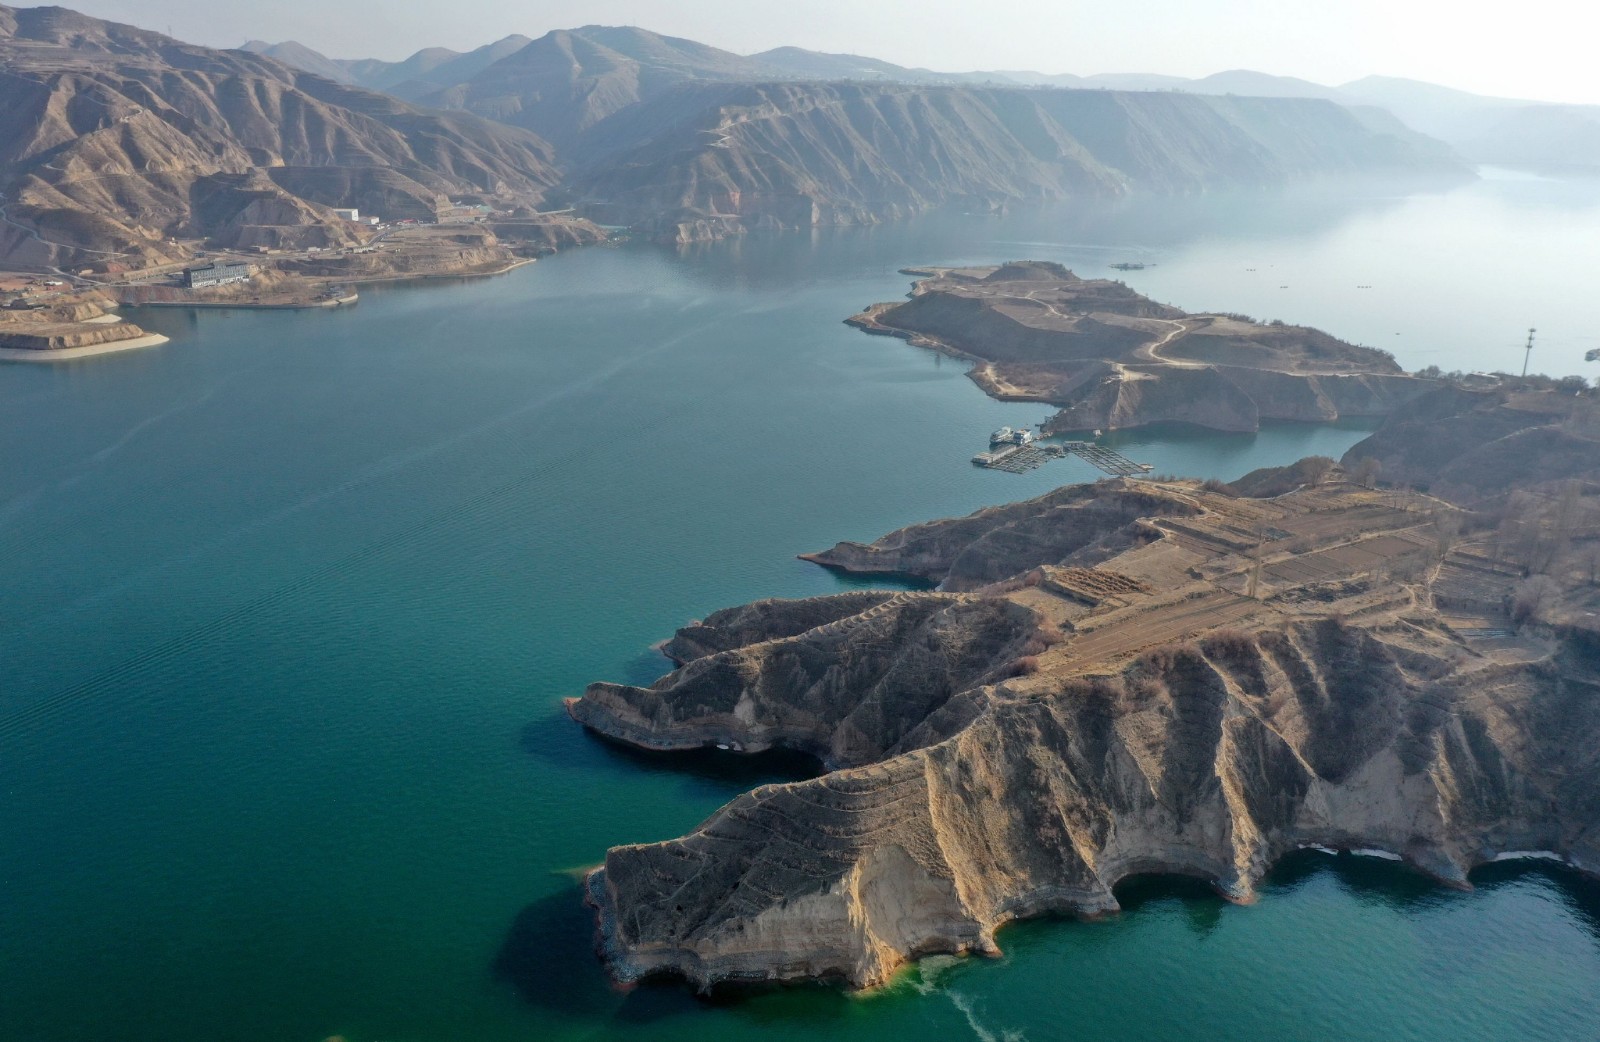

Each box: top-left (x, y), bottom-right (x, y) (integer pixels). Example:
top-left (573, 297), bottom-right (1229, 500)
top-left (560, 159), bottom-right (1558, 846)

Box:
top-left (572, 476), bottom-right (1600, 990)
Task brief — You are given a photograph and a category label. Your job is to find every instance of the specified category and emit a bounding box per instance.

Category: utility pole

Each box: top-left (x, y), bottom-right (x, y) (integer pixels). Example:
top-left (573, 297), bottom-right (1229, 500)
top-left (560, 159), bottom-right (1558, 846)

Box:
top-left (1523, 327), bottom-right (1537, 377)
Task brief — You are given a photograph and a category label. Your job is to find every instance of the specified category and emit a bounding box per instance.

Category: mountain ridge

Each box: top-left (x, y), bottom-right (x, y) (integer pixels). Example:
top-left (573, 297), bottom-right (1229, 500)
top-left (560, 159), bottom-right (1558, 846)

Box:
top-left (0, 5), bottom-right (562, 267)
top-left (249, 28), bottom-right (1596, 176)
top-left (0, 8), bottom-right (1476, 266)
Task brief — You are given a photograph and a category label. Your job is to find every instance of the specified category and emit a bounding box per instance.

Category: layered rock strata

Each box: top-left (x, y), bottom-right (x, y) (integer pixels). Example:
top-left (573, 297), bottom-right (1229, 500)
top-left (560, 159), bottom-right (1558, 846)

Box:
top-left (572, 477), bottom-right (1600, 990)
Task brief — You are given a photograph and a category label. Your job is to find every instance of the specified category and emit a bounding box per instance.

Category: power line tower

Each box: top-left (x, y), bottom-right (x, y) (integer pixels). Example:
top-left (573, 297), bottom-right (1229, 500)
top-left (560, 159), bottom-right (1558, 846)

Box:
top-left (1522, 327), bottom-right (1537, 377)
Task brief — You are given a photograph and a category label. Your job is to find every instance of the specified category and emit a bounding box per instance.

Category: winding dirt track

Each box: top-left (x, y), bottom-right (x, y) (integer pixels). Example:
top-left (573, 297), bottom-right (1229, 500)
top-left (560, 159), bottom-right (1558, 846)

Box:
top-left (1136, 318), bottom-right (1203, 367)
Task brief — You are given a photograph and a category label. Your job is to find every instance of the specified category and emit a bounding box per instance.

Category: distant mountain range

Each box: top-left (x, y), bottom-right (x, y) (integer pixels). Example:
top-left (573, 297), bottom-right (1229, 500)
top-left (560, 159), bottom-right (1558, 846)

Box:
top-left (0, 7), bottom-right (1481, 268)
top-left (0, 5), bottom-right (561, 269)
top-left (245, 29), bottom-right (1600, 176)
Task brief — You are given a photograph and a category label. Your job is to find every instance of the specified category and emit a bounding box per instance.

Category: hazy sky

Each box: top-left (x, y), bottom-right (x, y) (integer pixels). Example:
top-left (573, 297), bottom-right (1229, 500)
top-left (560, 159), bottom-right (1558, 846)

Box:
top-left (64, 0), bottom-right (1598, 104)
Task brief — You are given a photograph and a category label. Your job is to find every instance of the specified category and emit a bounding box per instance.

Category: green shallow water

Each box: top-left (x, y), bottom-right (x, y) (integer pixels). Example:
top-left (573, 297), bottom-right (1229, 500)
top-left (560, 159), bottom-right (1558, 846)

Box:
top-left (3, 173), bottom-right (1599, 1042)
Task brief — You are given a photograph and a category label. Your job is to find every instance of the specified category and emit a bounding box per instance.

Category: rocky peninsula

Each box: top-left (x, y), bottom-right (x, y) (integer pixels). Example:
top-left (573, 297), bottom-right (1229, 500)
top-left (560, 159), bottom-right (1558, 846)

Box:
top-left (0, 289), bottom-right (167, 361)
top-left (570, 396), bottom-right (1600, 991)
top-left (850, 262), bottom-right (1436, 433)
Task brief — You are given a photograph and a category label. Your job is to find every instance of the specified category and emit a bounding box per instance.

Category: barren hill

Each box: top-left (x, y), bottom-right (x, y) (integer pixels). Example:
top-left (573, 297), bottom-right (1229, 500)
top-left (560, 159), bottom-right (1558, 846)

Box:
top-left (1342, 383), bottom-right (1600, 505)
top-left (572, 468), bottom-right (1600, 991)
top-left (0, 5), bottom-right (561, 267)
top-left (2, 11), bottom-right (1473, 260)
top-left (562, 82), bottom-right (1464, 242)
top-left (851, 262), bottom-right (1433, 433)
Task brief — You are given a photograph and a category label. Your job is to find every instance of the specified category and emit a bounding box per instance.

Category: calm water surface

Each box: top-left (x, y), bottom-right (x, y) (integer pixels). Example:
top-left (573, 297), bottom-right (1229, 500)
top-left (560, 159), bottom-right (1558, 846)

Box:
top-left (3, 171), bottom-right (1598, 1042)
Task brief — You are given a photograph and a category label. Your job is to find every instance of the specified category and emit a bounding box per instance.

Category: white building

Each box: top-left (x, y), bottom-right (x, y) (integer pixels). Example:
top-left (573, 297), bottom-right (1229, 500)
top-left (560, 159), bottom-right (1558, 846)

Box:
top-left (332, 208), bottom-right (360, 222)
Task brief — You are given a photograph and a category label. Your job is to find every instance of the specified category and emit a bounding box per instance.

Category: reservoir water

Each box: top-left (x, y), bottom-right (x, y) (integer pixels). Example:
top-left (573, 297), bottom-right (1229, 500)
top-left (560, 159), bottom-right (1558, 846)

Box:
top-left (3, 170), bottom-right (1599, 1042)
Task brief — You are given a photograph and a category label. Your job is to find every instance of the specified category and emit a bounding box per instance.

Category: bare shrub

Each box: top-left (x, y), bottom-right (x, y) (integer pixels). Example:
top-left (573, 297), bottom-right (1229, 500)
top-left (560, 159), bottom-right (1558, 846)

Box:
top-left (1511, 576), bottom-right (1561, 626)
top-left (1202, 628), bottom-right (1258, 658)
top-left (1302, 456), bottom-right (1338, 487)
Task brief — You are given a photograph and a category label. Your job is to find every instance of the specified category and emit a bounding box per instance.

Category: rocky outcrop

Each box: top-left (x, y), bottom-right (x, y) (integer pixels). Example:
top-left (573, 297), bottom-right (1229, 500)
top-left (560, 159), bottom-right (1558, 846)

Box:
top-left (572, 592), bottom-right (1042, 769)
top-left (853, 265), bottom-right (1436, 433)
top-left (659, 591), bottom-right (901, 664)
top-left (801, 481), bottom-right (1199, 590)
top-left (572, 476), bottom-right (1600, 991)
top-left (0, 319), bottom-right (146, 350)
top-left (584, 621), bottom-right (1600, 990)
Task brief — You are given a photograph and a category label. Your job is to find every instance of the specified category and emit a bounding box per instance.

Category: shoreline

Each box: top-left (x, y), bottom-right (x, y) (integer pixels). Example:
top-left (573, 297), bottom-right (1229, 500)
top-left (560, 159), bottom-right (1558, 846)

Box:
top-left (137, 292), bottom-right (359, 312)
top-left (847, 302), bottom-right (1049, 405)
top-left (0, 332), bottom-right (170, 362)
top-left (325, 256), bottom-right (538, 287)
top-left (4, 255), bottom-right (545, 364)
top-left (124, 257), bottom-right (537, 314)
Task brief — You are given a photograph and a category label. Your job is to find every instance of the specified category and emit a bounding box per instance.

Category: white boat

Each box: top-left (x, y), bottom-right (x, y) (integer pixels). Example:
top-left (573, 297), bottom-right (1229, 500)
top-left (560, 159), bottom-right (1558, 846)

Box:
top-left (991, 426), bottom-right (1036, 447)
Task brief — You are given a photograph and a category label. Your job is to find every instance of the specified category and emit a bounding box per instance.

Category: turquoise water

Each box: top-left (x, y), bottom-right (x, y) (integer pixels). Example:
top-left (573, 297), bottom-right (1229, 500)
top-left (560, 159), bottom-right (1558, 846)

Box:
top-left (3, 174), bottom-right (1599, 1042)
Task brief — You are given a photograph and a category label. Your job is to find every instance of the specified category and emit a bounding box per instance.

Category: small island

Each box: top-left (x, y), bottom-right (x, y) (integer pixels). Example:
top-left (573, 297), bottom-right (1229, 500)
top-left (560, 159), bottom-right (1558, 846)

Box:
top-left (849, 262), bottom-right (1435, 433)
top-left (569, 383), bottom-right (1600, 992)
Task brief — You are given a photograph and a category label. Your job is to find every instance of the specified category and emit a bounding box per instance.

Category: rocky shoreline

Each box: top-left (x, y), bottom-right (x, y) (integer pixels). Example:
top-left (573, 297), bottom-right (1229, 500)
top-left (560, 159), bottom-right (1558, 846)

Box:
top-left (570, 419), bottom-right (1600, 990)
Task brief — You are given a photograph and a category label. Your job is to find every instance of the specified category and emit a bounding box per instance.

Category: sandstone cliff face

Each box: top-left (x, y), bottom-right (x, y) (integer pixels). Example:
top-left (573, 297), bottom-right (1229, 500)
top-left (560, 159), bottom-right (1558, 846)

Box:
top-left (659, 591), bottom-right (901, 664)
top-left (573, 477), bottom-right (1600, 991)
top-left (585, 621), bottom-right (1600, 989)
top-left (572, 592), bottom-right (1041, 769)
top-left (0, 319), bottom-right (146, 350)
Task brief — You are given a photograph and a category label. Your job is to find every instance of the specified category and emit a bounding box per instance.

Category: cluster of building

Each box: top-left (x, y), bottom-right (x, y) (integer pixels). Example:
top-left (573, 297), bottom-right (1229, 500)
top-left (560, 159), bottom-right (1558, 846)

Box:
top-left (183, 261), bottom-right (252, 289)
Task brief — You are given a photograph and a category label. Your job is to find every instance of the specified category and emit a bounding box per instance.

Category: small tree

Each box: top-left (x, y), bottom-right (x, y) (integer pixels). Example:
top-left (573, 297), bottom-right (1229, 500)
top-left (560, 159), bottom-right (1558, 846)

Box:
top-left (1351, 456), bottom-right (1382, 489)
top-left (1302, 456), bottom-right (1338, 487)
top-left (1511, 575), bottom-right (1561, 626)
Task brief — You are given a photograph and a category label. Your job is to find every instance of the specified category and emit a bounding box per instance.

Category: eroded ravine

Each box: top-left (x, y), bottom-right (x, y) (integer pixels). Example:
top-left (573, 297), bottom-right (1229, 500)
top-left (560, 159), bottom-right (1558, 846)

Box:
top-left (571, 471), bottom-right (1600, 990)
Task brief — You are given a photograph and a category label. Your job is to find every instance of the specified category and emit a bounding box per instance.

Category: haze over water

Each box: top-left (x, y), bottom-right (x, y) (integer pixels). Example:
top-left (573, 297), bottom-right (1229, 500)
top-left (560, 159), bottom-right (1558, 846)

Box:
top-left (3, 170), bottom-right (1599, 1042)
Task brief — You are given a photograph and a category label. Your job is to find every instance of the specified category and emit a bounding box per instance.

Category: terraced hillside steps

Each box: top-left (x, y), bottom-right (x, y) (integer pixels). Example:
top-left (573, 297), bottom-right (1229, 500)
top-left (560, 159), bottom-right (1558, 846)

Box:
top-left (571, 478), bottom-right (1600, 991)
